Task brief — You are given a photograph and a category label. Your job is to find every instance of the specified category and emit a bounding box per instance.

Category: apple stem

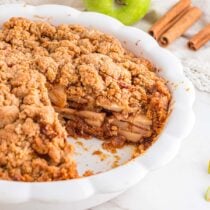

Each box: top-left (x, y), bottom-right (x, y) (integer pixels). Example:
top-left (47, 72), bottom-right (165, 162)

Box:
top-left (115, 0), bottom-right (128, 6)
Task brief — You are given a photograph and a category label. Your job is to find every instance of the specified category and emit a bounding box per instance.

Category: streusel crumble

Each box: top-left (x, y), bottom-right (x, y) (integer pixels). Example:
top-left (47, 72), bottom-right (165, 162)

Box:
top-left (0, 17), bottom-right (171, 181)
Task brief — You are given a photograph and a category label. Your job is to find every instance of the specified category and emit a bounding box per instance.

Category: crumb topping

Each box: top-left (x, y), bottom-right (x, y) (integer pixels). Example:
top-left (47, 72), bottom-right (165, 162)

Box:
top-left (0, 17), bottom-right (171, 181)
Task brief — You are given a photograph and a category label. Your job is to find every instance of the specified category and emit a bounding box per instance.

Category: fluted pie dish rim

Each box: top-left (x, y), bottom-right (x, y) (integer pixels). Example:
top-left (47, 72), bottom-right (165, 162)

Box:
top-left (0, 4), bottom-right (195, 205)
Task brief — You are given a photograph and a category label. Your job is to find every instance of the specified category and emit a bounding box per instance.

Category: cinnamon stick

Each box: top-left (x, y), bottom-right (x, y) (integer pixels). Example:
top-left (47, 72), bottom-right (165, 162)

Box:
top-left (188, 24), bottom-right (210, 50)
top-left (159, 7), bottom-right (202, 47)
top-left (149, 0), bottom-right (191, 40)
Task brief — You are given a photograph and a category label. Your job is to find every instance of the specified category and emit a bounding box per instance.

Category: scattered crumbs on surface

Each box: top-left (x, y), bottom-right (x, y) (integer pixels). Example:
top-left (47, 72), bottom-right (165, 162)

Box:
top-left (119, 145), bottom-right (144, 167)
top-left (111, 154), bottom-right (121, 168)
top-left (180, 81), bottom-right (184, 84)
top-left (173, 82), bottom-right (178, 87)
top-left (83, 170), bottom-right (94, 177)
top-left (114, 154), bottom-right (120, 161)
top-left (205, 187), bottom-right (210, 202)
top-left (83, 147), bottom-right (88, 151)
top-left (131, 145), bottom-right (142, 159)
top-left (111, 155), bottom-right (121, 168)
top-left (92, 150), bottom-right (109, 161)
top-left (75, 141), bottom-right (88, 151)
top-left (68, 14), bottom-right (71, 16)
top-left (169, 81), bottom-right (179, 90)
top-left (102, 141), bottom-right (117, 154)
top-left (138, 144), bottom-right (145, 154)
top-left (112, 160), bottom-right (120, 168)
top-left (185, 87), bottom-right (190, 91)
top-left (75, 141), bottom-right (83, 146)
top-left (135, 40), bottom-right (141, 46)
top-left (23, 3), bottom-right (27, 7)
top-left (123, 40), bottom-right (127, 44)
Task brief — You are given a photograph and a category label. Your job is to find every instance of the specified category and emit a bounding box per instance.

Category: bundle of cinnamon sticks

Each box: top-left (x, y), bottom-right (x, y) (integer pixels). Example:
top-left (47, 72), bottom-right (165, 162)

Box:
top-left (149, 0), bottom-right (210, 50)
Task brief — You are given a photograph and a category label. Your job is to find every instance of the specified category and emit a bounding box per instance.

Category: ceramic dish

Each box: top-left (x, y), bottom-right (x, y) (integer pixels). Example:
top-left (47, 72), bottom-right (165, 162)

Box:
top-left (0, 4), bottom-right (195, 210)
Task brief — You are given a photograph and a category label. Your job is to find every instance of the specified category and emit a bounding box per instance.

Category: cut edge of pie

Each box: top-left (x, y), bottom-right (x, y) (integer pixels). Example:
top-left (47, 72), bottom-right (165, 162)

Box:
top-left (0, 17), bottom-right (171, 182)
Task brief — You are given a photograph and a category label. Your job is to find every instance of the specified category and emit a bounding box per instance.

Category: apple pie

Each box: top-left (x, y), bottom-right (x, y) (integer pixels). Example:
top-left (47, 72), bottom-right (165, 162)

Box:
top-left (0, 17), bottom-right (171, 181)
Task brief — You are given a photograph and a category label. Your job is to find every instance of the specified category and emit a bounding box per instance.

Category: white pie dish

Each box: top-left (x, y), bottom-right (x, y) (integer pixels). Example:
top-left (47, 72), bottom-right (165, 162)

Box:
top-left (0, 4), bottom-right (195, 210)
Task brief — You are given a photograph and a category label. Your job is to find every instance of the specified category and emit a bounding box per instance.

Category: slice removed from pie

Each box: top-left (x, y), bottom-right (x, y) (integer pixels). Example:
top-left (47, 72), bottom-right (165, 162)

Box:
top-left (50, 53), bottom-right (171, 148)
top-left (0, 17), bottom-right (171, 182)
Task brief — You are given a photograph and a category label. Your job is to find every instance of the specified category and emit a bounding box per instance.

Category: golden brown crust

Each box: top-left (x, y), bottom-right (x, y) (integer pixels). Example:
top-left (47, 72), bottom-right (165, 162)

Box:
top-left (0, 17), bottom-right (171, 181)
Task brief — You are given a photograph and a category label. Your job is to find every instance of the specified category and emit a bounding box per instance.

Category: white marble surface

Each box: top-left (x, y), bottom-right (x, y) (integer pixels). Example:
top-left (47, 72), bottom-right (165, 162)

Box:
top-left (91, 90), bottom-right (210, 210)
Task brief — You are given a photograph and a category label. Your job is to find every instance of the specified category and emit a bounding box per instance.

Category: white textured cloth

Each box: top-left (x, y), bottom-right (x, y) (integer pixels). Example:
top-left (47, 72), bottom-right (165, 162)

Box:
top-left (0, 0), bottom-right (209, 92)
top-left (147, 0), bottom-right (210, 93)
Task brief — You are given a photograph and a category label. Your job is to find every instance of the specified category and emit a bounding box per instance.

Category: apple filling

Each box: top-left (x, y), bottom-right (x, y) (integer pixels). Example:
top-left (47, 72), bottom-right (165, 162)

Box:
top-left (48, 53), bottom-right (170, 147)
top-left (54, 106), bottom-right (152, 143)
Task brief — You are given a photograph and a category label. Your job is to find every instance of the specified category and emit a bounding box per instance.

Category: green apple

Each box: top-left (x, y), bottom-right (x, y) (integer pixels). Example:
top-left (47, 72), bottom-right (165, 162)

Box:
top-left (205, 187), bottom-right (210, 202)
top-left (83, 0), bottom-right (151, 25)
